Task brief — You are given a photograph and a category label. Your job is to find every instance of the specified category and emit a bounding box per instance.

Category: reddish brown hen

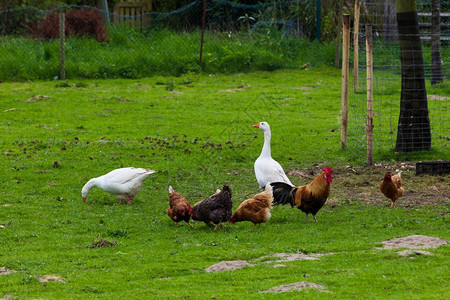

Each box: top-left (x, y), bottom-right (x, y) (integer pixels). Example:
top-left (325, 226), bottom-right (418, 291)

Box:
top-left (167, 186), bottom-right (193, 227)
top-left (229, 183), bottom-right (273, 226)
top-left (380, 171), bottom-right (404, 207)
top-left (271, 166), bottom-right (333, 222)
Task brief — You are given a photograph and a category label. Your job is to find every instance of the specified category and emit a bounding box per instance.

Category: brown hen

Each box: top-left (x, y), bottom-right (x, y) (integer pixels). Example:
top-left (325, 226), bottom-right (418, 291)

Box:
top-left (380, 171), bottom-right (404, 207)
top-left (167, 186), bottom-right (193, 227)
top-left (229, 183), bottom-right (273, 226)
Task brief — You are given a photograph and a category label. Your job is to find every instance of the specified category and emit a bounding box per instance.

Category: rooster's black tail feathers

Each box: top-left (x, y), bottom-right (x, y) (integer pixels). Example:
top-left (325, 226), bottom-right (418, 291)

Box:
top-left (270, 182), bottom-right (296, 207)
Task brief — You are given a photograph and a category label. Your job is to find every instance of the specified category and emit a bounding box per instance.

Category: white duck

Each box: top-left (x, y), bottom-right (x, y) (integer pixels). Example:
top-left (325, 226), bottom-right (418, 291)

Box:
top-left (253, 122), bottom-right (293, 189)
top-left (81, 167), bottom-right (156, 205)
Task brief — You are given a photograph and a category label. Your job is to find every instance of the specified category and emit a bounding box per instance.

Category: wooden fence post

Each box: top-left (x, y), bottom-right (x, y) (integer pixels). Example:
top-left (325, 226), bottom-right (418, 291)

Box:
top-left (353, 0), bottom-right (360, 93)
top-left (59, 13), bottom-right (65, 80)
top-left (335, 0), bottom-right (344, 68)
top-left (341, 14), bottom-right (350, 148)
top-left (366, 25), bottom-right (374, 165)
top-left (199, 0), bottom-right (207, 67)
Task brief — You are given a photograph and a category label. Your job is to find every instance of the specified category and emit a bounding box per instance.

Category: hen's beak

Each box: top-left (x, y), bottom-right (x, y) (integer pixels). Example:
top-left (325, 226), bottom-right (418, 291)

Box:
top-left (252, 123), bottom-right (260, 128)
top-left (82, 197), bottom-right (87, 203)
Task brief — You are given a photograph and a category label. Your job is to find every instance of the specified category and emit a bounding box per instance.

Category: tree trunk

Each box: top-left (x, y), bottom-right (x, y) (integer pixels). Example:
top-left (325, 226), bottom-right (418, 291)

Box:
top-left (431, 0), bottom-right (443, 85)
top-left (395, 0), bottom-right (431, 152)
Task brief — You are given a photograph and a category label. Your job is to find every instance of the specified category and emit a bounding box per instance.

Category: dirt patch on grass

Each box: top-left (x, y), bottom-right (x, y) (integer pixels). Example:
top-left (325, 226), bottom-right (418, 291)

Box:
top-left (397, 250), bottom-right (434, 257)
top-left (24, 95), bottom-right (49, 102)
top-left (260, 253), bottom-right (321, 263)
top-left (0, 267), bottom-right (15, 275)
top-left (90, 237), bottom-right (117, 248)
top-left (379, 235), bottom-right (448, 249)
top-left (205, 260), bottom-right (254, 272)
top-left (37, 275), bottom-right (66, 283)
top-left (260, 281), bottom-right (328, 293)
top-left (205, 252), bottom-right (323, 272)
top-left (428, 94), bottom-right (450, 101)
top-left (288, 163), bottom-right (450, 208)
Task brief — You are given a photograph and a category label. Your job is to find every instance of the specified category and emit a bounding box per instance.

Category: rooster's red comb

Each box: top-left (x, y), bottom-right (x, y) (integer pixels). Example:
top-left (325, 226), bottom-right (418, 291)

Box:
top-left (322, 166), bottom-right (333, 174)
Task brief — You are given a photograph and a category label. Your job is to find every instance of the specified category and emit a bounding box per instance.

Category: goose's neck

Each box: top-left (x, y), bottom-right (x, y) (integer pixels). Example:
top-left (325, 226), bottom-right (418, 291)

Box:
top-left (82, 178), bottom-right (98, 197)
top-left (260, 130), bottom-right (271, 157)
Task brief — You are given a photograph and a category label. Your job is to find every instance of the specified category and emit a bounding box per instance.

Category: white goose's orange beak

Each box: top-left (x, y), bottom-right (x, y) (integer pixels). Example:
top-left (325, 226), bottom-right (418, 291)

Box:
top-left (82, 197), bottom-right (87, 203)
top-left (252, 123), bottom-right (260, 128)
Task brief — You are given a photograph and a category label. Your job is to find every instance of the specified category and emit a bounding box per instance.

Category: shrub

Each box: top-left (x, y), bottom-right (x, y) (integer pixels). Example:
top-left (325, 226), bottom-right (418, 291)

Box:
top-left (33, 8), bottom-right (107, 42)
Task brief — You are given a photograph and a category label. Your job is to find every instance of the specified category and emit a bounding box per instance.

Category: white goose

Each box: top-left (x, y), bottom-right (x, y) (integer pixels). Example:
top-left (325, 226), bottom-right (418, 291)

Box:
top-left (81, 167), bottom-right (156, 205)
top-left (253, 122), bottom-right (293, 189)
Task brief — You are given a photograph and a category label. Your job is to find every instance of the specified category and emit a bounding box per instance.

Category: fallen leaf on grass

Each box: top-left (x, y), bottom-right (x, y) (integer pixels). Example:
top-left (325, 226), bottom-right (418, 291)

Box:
top-left (0, 222), bottom-right (12, 229)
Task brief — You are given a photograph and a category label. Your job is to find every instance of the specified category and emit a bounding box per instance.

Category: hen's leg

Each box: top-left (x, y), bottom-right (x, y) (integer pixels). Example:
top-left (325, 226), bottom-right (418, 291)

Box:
top-left (214, 222), bottom-right (222, 231)
top-left (305, 213), bottom-right (309, 222)
top-left (313, 214), bottom-right (317, 222)
top-left (126, 194), bottom-right (132, 205)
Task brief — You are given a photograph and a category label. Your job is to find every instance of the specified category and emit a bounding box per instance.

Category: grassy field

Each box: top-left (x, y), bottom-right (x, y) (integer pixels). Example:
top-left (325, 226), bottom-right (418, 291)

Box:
top-left (0, 68), bottom-right (449, 299)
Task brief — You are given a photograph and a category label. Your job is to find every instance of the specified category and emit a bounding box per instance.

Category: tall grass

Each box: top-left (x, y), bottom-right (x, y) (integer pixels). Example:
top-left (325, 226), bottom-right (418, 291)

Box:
top-left (0, 26), bottom-right (336, 81)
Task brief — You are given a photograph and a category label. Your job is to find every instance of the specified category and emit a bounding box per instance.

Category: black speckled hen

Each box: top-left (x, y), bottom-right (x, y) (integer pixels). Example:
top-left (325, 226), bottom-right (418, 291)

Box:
top-left (191, 184), bottom-right (233, 231)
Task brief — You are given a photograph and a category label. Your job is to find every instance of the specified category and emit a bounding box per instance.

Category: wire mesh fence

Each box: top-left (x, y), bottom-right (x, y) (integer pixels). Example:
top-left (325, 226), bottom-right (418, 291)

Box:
top-left (0, 0), bottom-right (448, 164)
top-left (0, 0), bottom-right (340, 81)
top-left (345, 0), bottom-right (449, 163)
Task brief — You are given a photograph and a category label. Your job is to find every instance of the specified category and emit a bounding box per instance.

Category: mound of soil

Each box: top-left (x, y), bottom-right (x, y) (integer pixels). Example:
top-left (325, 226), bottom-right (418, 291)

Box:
top-left (380, 235), bottom-right (448, 249)
top-left (205, 260), bottom-right (254, 273)
top-left (205, 252), bottom-right (324, 273)
top-left (260, 281), bottom-right (328, 293)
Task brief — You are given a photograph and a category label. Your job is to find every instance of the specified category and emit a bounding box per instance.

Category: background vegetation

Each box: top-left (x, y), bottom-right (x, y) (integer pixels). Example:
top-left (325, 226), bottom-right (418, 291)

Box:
top-left (0, 26), bottom-right (338, 80)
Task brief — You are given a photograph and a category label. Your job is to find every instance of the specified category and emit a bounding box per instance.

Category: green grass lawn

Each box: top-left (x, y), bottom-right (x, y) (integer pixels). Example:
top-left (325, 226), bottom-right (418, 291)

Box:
top-left (0, 68), bottom-right (448, 299)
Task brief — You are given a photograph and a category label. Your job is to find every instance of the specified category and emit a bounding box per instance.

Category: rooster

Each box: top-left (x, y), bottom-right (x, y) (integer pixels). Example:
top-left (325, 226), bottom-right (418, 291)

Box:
top-left (229, 183), bottom-right (273, 226)
top-left (380, 171), bottom-right (404, 207)
top-left (167, 186), bottom-right (193, 227)
top-left (191, 184), bottom-right (233, 231)
top-left (271, 167), bottom-right (333, 222)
